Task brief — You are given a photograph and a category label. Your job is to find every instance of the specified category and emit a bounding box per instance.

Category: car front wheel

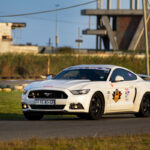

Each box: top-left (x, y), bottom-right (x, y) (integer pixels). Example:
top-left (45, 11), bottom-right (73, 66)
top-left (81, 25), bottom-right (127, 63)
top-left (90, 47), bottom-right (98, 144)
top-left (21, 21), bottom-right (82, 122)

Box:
top-left (88, 92), bottom-right (104, 120)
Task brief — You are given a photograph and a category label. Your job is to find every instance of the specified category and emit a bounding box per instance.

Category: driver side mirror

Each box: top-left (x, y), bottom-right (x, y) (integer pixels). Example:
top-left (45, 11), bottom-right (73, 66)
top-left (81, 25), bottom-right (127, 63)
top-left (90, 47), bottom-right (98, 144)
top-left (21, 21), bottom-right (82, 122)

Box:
top-left (114, 75), bottom-right (124, 82)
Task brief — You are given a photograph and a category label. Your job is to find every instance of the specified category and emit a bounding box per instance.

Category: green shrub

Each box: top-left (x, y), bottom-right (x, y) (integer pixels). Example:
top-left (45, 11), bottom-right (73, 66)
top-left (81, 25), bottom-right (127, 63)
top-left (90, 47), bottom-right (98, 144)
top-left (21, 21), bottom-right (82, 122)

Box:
top-left (57, 47), bottom-right (74, 54)
top-left (0, 53), bottom-right (147, 78)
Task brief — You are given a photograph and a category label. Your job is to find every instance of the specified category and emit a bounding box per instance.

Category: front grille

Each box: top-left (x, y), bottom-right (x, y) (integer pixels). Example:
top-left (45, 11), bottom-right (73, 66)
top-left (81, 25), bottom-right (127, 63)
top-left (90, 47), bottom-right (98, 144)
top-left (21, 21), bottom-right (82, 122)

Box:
top-left (30, 105), bottom-right (65, 109)
top-left (28, 90), bottom-right (68, 99)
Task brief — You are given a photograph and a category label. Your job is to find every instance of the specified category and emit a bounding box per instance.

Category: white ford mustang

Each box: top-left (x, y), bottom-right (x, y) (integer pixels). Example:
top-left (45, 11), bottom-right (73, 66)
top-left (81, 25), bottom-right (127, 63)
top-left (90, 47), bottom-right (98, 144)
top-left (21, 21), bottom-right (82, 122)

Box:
top-left (22, 65), bottom-right (150, 120)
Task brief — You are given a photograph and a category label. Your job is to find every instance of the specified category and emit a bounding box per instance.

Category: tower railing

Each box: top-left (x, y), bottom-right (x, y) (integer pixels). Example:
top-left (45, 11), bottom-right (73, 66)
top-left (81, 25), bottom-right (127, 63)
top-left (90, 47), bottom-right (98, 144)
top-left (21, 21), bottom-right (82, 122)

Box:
top-left (96, 0), bottom-right (149, 10)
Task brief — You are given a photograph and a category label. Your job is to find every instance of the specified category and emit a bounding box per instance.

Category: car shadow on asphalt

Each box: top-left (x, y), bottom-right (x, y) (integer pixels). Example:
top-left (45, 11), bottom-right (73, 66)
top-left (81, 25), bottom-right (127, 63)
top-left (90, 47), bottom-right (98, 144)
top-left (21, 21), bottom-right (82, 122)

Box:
top-left (102, 114), bottom-right (136, 120)
top-left (0, 113), bottom-right (25, 121)
top-left (0, 113), bottom-right (137, 121)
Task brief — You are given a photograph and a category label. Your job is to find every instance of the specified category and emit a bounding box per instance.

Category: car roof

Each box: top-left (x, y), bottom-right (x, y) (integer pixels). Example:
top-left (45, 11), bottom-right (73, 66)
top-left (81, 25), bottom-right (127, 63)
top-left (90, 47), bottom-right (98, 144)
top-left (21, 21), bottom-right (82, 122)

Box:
top-left (67, 64), bottom-right (117, 69)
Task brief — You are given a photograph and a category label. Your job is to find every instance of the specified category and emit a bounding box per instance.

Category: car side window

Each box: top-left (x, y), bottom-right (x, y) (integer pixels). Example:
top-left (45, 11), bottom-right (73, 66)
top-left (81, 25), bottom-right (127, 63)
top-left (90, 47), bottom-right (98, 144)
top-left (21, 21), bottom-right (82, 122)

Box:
top-left (110, 69), bottom-right (120, 81)
top-left (110, 68), bottom-right (137, 82)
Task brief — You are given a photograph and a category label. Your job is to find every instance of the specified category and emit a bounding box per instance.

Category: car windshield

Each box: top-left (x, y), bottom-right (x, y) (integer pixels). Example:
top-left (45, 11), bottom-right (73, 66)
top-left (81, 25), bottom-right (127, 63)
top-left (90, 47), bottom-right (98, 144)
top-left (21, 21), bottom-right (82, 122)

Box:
top-left (54, 68), bottom-right (111, 81)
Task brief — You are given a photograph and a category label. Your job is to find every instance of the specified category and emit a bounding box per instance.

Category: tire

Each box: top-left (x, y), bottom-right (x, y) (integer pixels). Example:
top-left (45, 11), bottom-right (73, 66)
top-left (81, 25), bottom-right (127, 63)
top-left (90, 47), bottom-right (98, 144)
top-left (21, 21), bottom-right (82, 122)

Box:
top-left (88, 92), bottom-right (104, 120)
top-left (23, 112), bottom-right (44, 120)
top-left (135, 93), bottom-right (150, 117)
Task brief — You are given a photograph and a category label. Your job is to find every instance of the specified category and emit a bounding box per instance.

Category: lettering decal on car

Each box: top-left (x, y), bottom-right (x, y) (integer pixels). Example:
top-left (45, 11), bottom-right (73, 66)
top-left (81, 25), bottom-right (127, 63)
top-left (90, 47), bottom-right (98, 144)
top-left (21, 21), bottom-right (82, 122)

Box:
top-left (112, 89), bottom-right (122, 102)
top-left (43, 85), bottom-right (54, 88)
top-left (125, 88), bottom-right (130, 101)
top-left (66, 67), bottom-right (110, 72)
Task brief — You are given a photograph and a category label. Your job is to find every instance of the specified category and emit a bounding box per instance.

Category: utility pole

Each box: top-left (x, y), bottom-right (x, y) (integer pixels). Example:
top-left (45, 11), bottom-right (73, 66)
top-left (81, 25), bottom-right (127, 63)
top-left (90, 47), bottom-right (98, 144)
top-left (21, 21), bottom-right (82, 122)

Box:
top-left (78, 27), bottom-right (81, 50)
top-left (96, 0), bottom-right (100, 51)
top-left (75, 27), bottom-right (83, 52)
top-left (48, 38), bottom-right (51, 46)
top-left (55, 4), bottom-right (59, 49)
top-left (143, 0), bottom-right (149, 75)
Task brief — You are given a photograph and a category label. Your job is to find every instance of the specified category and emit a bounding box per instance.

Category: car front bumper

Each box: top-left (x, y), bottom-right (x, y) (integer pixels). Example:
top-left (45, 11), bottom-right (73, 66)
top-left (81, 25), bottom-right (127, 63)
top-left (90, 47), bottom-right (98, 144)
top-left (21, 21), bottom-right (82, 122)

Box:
top-left (21, 88), bottom-right (91, 114)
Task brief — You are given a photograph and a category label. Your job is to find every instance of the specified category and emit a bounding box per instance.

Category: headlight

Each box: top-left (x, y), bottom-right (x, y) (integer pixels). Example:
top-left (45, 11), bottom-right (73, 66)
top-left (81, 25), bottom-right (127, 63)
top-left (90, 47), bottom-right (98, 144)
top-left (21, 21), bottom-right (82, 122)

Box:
top-left (23, 89), bottom-right (28, 95)
top-left (70, 89), bottom-right (90, 95)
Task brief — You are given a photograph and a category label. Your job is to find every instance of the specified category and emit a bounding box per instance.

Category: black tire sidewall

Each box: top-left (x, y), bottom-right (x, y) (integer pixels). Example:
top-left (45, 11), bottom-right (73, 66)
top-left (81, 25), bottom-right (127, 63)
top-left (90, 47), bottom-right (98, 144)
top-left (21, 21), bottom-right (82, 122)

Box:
top-left (88, 92), bottom-right (104, 120)
top-left (136, 93), bottom-right (150, 117)
top-left (140, 93), bottom-right (150, 117)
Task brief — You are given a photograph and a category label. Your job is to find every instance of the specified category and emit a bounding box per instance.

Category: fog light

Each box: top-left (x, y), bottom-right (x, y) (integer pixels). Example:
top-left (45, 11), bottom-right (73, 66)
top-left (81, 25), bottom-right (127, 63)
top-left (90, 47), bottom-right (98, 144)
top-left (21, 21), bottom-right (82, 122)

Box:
top-left (74, 104), bottom-right (78, 109)
top-left (22, 103), bottom-right (28, 109)
top-left (70, 103), bottom-right (84, 109)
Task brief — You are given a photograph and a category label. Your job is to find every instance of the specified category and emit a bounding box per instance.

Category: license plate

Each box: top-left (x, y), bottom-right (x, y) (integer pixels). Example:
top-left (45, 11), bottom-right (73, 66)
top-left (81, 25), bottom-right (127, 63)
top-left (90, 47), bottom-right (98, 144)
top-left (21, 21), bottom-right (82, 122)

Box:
top-left (35, 99), bottom-right (55, 105)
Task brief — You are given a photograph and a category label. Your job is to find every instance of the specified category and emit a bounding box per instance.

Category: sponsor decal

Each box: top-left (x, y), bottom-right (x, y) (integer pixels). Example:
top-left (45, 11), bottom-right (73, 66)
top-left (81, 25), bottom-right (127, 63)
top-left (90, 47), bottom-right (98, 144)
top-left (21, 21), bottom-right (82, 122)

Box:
top-left (112, 89), bottom-right (122, 103)
top-left (66, 67), bottom-right (110, 72)
top-left (37, 93), bottom-right (39, 96)
top-left (110, 83), bottom-right (114, 87)
top-left (43, 85), bottom-right (53, 88)
top-left (128, 73), bottom-right (133, 77)
top-left (125, 88), bottom-right (130, 101)
top-left (32, 92), bottom-right (35, 97)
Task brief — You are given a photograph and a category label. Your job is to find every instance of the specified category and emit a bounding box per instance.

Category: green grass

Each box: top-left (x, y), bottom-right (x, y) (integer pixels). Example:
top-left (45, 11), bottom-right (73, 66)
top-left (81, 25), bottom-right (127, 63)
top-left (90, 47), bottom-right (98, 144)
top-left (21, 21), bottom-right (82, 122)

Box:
top-left (0, 135), bottom-right (150, 150)
top-left (0, 91), bottom-right (23, 119)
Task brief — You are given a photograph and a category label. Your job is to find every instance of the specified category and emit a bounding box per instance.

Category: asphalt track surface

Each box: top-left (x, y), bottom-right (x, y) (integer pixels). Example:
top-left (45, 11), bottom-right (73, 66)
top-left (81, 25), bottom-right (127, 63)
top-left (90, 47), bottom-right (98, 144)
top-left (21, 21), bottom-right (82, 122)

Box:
top-left (0, 115), bottom-right (150, 141)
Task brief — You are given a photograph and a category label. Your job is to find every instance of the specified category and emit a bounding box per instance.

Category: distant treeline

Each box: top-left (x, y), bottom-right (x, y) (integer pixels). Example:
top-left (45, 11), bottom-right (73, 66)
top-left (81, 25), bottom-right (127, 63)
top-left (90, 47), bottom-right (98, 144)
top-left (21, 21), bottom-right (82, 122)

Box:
top-left (0, 53), bottom-right (146, 78)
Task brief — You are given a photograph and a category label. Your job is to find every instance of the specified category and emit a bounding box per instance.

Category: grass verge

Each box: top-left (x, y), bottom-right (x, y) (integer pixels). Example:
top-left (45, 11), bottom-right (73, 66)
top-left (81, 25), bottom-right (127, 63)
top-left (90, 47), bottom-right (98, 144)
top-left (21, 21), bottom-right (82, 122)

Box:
top-left (0, 91), bottom-right (23, 120)
top-left (0, 134), bottom-right (150, 150)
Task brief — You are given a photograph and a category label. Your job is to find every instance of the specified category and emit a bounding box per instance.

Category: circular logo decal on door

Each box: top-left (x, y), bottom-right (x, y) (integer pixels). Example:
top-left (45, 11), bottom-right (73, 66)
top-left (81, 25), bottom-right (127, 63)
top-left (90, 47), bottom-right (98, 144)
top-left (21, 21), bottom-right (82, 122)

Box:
top-left (112, 89), bottom-right (122, 103)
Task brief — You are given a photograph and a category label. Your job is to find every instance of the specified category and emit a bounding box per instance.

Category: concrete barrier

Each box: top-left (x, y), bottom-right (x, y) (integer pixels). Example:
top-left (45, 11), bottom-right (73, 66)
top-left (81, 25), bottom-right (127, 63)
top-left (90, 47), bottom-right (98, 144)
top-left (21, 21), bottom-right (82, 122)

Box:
top-left (3, 88), bottom-right (12, 92)
top-left (14, 85), bottom-right (23, 91)
top-left (22, 84), bottom-right (28, 88)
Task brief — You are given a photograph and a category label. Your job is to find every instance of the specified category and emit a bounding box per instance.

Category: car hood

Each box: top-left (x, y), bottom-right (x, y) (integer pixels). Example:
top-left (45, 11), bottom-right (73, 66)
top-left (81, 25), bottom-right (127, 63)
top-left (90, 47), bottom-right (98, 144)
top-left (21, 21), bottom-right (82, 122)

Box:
top-left (25, 79), bottom-right (91, 90)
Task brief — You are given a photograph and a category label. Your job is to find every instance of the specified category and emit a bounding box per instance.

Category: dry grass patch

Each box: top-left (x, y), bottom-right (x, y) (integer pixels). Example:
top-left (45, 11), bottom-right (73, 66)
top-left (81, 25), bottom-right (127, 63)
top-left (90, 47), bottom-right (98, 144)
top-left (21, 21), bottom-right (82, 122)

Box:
top-left (0, 135), bottom-right (150, 150)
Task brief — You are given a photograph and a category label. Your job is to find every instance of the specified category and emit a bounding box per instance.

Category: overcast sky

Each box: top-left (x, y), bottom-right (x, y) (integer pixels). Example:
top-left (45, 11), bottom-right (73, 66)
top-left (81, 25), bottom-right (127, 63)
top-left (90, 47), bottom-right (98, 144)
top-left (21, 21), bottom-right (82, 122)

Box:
top-left (0, 0), bottom-right (144, 49)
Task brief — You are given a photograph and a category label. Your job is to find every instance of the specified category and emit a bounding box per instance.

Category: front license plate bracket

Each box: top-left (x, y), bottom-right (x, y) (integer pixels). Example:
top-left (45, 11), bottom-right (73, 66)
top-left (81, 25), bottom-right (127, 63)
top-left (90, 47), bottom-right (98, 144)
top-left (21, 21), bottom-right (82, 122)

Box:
top-left (35, 99), bottom-right (55, 105)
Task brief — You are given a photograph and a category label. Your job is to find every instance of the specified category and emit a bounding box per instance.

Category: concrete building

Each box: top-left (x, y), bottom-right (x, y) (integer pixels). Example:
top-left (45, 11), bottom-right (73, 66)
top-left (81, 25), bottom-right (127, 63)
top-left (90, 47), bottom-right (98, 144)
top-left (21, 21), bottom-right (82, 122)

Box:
top-left (0, 22), bottom-right (39, 53)
top-left (81, 0), bottom-right (150, 51)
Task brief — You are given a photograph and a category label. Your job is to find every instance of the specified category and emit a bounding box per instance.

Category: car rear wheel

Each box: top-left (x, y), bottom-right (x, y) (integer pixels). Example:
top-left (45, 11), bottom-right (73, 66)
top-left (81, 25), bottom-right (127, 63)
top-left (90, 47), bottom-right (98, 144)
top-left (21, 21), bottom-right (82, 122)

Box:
top-left (135, 93), bottom-right (150, 117)
top-left (88, 92), bottom-right (104, 120)
top-left (23, 112), bottom-right (44, 120)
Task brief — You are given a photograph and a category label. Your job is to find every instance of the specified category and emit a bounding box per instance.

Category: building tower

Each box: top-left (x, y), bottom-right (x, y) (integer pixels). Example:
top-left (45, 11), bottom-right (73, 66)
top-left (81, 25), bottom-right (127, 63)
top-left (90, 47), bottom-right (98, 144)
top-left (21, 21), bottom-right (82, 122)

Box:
top-left (81, 0), bottom-right (150, 51)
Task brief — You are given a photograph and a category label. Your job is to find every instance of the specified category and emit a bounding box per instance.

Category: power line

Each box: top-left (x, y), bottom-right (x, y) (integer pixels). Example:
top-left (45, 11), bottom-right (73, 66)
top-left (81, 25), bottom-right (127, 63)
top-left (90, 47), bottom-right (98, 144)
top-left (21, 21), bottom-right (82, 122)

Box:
top-left (24, 16), bottom-right (96, 25)
top-left (0, 0), bottom-right (96, 18)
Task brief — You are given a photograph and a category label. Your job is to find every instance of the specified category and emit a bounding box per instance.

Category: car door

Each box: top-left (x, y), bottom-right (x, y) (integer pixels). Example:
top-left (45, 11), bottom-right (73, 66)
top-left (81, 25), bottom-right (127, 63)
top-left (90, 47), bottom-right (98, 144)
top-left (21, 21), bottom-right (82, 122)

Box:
top-left (107, 68), bottom-right (137, 112)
